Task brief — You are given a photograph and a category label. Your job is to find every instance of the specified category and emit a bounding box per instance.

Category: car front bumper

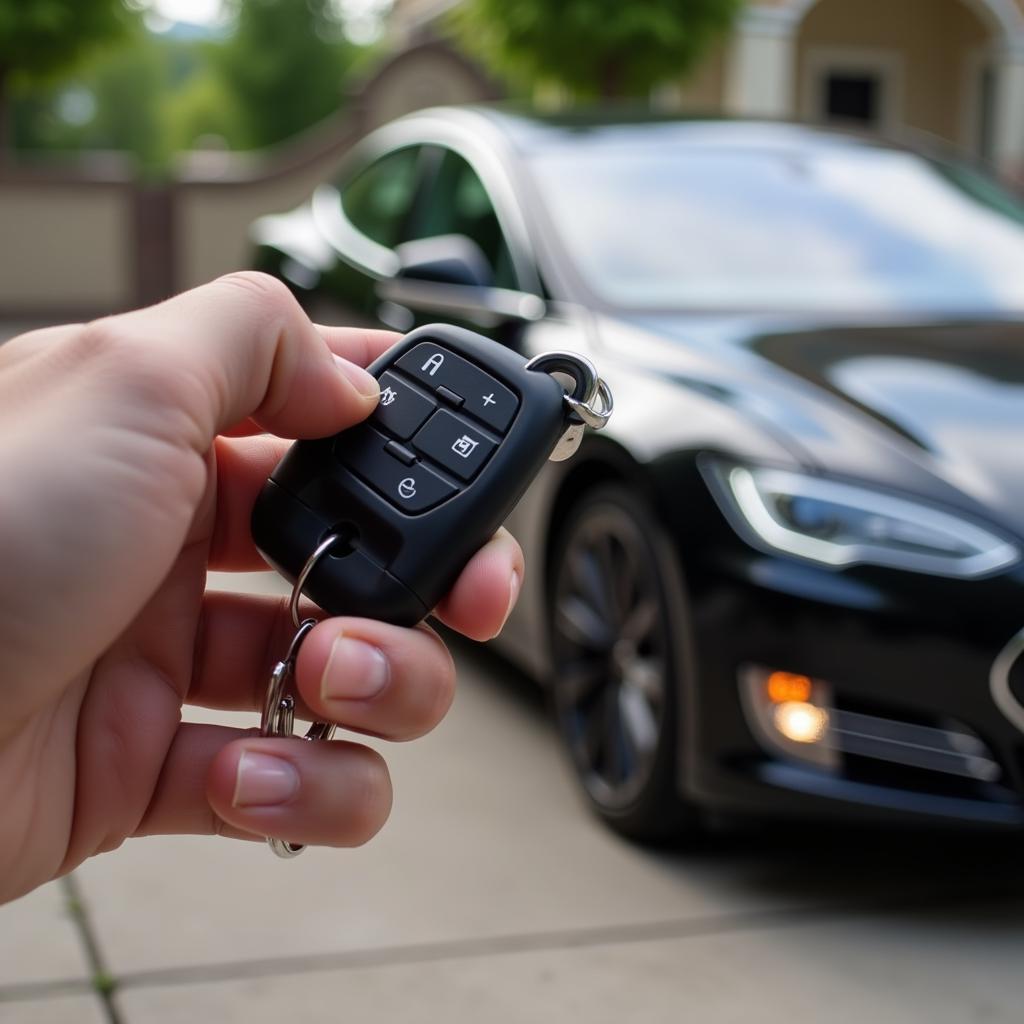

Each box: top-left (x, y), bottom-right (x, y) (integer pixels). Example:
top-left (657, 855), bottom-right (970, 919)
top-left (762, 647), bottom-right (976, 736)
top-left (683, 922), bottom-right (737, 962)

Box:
top-left (681, 536), bottom-right (1024, 828)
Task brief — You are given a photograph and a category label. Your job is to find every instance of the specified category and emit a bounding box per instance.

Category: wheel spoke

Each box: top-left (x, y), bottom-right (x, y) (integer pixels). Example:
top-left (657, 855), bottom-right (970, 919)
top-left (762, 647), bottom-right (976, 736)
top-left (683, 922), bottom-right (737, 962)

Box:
top-left (611, 535), bottom-right (642, 623)
top-left (593, 532), bottom-right (626, 624)
top-left (555, 595), bottom-right (612, 651)
top-left (551, 493), bottom-right (679, 813)
top-left (568, 542), bottom-right (616, 626)
top-left (581, 688), bottom-right (609, 765)
top-left (624, 657), bottom-right (665, 707)
top-left (619, 682), bottom-right (659, 758)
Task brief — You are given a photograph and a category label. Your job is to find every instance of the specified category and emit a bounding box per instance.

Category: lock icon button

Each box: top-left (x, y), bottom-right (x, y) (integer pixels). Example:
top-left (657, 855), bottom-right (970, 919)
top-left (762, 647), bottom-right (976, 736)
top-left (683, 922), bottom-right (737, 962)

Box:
top-left (421, 352), bottom-right (445, 376)
top-left (397, 341), bottom-right (521, 432)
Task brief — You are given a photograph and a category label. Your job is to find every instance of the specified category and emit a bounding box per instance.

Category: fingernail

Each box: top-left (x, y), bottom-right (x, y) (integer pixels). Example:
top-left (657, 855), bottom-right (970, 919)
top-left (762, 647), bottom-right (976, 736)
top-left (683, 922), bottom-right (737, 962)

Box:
top-left (495, 569), bottom-right (521, 638)
top-left (321, 634), bottom-right (390, 702)
top-left (333, 354), bottom-right (379, 399)
top-left (232, 751), bottom-right (299, 808)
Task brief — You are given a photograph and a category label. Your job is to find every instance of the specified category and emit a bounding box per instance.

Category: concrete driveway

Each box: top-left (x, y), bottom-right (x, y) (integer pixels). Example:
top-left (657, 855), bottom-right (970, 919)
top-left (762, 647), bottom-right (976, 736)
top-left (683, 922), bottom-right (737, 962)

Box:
top-left (3, 570), bottom-right (1024, 1022)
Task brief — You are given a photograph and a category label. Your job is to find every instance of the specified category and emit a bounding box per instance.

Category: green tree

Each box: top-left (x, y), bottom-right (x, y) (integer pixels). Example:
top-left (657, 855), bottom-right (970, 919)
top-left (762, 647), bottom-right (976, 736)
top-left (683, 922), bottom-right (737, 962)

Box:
top-left (12, 25), bottom-right (179, 175)
top-left (0, 0), bottom-right (134, 153)
top-left (215, 0), bottom-right (353, 150)
top-left (456, 0), bottom-right (743, 101)
top-left (165, 67), bottom-right (244, 155)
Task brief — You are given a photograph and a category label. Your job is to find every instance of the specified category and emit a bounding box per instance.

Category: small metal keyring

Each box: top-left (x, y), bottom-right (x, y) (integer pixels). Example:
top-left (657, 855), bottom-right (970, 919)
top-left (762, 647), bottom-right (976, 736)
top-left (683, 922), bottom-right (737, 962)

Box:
top-left (289, 532), bottom-right (344, 630)
top-left (261, 533), bottom-right (344, 858)
top-left (525, 351), bottom-right (613, 430)
top-left (565, 378), bottom-right (614, 429)
top-left (260, 618), bottom-right (316, 740)
top-left (525, 351), bottom-right (613, 462)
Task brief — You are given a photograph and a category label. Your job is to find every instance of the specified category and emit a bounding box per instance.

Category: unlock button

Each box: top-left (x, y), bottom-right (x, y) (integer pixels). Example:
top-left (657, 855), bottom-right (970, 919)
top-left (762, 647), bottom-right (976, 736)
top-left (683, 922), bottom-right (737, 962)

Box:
top-left (396, 343), bottom-right (519, 433)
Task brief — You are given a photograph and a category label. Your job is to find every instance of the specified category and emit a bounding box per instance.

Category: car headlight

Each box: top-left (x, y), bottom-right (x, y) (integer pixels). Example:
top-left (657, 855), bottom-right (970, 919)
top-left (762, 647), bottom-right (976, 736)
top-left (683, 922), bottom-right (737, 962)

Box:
top-left (702, 461), bottom-right (1019, 578)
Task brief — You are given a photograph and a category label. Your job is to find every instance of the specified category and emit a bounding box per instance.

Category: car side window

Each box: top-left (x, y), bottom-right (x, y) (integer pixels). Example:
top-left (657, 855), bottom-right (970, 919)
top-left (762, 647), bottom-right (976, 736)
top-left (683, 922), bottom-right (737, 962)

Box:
top-left (341, 146), bottom-right (422, 249)
top-left (411, 150), bottom-right (518, 290)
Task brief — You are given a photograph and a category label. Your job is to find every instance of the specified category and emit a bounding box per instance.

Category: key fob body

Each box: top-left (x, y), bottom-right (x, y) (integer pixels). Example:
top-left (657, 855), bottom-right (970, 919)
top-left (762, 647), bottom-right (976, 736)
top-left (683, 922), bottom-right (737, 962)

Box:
top-left (252, 324), bottom-right (571, 626)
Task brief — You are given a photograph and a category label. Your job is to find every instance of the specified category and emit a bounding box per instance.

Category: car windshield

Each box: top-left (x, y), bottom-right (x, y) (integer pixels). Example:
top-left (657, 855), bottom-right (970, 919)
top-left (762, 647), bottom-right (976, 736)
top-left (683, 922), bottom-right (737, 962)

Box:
top-left (528, 143), bottom-right (1024, 313)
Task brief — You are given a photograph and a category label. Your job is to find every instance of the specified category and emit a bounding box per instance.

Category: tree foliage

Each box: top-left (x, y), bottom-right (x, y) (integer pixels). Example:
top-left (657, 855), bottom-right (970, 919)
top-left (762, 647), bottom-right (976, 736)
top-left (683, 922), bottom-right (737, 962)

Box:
top-left (9, 0), bottom-right (363, 170)
top-left (0, 0), bottom-right (132, 80)
top-left (456, 0), bottom-right (743, 100)
top-left (214, 0), bottom-right (353, 150)
top-left (0, 0), bottom-right (134, 151)
top-left (12, 27), bottom-right (184, 174)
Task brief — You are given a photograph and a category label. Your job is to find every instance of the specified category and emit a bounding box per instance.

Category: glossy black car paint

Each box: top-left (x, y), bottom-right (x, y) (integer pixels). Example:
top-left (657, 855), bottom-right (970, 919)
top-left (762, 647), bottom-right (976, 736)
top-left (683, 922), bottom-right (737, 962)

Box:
top-left (251, 108), bottom-right (1024, 831)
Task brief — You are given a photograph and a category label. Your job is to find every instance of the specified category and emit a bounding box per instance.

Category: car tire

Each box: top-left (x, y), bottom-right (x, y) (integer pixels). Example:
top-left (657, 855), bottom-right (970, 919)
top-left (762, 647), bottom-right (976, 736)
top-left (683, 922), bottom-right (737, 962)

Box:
top-left (547, 483), bottom-right (699, 842)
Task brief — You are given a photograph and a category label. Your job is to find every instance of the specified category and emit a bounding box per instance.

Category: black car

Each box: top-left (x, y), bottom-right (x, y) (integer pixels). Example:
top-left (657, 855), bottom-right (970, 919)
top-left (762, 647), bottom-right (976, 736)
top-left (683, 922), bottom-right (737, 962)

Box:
top-left (252, 108), bottom-right (1024, 840)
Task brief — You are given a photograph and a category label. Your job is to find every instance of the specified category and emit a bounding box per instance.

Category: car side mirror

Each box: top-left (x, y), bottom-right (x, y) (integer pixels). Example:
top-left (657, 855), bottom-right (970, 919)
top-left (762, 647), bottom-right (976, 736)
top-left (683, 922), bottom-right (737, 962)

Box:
top-left (374, 231), bottom-right (545, 330)
top-left (394, 235), bottom-right (494, 289)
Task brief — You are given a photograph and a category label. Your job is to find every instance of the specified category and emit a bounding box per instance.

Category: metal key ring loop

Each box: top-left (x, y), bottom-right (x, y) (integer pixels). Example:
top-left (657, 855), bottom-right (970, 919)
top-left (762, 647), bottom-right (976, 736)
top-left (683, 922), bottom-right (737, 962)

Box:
top-left (525, 351), bottom-right (614, 430)
top-left (564, 378), bottom-right (614, 429)
top-left (261, 534), bottom-right (345, 858)
top-left (289, 532), bottom-right (345, 630)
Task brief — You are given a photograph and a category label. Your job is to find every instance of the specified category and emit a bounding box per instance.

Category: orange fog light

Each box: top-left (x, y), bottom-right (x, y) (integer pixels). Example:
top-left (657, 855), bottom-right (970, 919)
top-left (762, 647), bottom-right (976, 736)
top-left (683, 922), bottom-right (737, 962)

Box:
top-left (766, 671), bottom-right (813, 704)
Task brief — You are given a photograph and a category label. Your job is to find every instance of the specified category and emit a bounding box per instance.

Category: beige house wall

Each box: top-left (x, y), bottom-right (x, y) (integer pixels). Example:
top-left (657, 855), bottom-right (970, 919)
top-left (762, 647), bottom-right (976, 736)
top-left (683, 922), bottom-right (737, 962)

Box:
top-left (796, 0), bottom-right (990, 145)
top-left (716, 0), bottom-right (1024, 175)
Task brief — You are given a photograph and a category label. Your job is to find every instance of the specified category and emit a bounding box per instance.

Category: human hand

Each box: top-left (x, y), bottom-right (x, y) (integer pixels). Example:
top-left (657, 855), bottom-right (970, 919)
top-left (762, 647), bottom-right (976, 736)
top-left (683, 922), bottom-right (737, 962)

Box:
top-left (0, 273), bottom-right (523, 904)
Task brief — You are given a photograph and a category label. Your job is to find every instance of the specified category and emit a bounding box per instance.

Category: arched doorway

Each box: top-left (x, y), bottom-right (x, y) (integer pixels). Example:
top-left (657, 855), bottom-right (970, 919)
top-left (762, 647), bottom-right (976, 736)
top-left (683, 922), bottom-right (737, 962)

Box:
top-left (796, 0), bottom-right (995, 157)
top-left (728, 0), bottom-right (1024, 178)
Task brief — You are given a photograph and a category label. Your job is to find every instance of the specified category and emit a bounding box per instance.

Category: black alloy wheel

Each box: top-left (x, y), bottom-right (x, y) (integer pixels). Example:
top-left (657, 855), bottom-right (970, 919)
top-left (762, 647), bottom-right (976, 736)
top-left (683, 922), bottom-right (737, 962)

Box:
top-left (548, 484), bottom-right (696, 841)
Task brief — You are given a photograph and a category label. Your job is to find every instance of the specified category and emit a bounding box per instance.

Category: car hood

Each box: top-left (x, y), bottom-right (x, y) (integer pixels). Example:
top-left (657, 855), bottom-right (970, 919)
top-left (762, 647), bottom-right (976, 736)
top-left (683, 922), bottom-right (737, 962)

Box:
top-left (600, 313), bottom-right (1024, 533)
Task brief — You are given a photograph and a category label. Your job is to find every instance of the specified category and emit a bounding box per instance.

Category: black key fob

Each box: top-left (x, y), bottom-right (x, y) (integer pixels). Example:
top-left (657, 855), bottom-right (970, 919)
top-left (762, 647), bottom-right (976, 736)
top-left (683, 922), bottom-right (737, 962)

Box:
top-left (251, 324), bottom-right (612, 626)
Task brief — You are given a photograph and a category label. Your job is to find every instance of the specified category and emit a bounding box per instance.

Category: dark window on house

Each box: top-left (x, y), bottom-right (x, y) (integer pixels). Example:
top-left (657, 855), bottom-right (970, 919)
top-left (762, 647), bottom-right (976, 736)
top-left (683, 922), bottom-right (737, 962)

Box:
top-left (824, 72), bottom-right (881, 127)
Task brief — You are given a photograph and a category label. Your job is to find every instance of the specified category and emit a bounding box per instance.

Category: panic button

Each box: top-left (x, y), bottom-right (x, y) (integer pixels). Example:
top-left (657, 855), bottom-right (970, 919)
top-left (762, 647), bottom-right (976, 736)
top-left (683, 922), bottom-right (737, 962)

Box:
top-left (396, 343), bottom-right (519, 433)
top-left (413, 410), bottom-right (496, 481)
top-left (372, 371), bottom-right (435, 440)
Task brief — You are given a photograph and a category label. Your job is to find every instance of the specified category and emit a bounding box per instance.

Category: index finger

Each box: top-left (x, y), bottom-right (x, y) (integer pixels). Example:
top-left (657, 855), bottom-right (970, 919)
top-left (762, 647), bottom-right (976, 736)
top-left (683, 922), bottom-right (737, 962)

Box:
top-left (93, 272), bottom-right (384, 447)
top-left (223, 324), bottom-right (400, 437)
top-left (316, 324), bottom-right (401, 369)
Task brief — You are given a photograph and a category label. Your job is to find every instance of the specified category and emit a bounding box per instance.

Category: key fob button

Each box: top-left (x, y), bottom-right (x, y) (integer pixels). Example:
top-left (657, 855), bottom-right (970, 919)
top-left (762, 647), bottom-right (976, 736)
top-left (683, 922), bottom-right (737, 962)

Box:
top-left (334, 423), bottom-right (387, 471)
top-left (372, 371), bottom-right (436, 440)
top-left (396, 343), bottom-right (519, 433)
top-left (336, 425), bottom-right (457, 513)
top-left (413, 410), bottom-right (497, 481)
top-left (384, 463), bottom-right (458, 514)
